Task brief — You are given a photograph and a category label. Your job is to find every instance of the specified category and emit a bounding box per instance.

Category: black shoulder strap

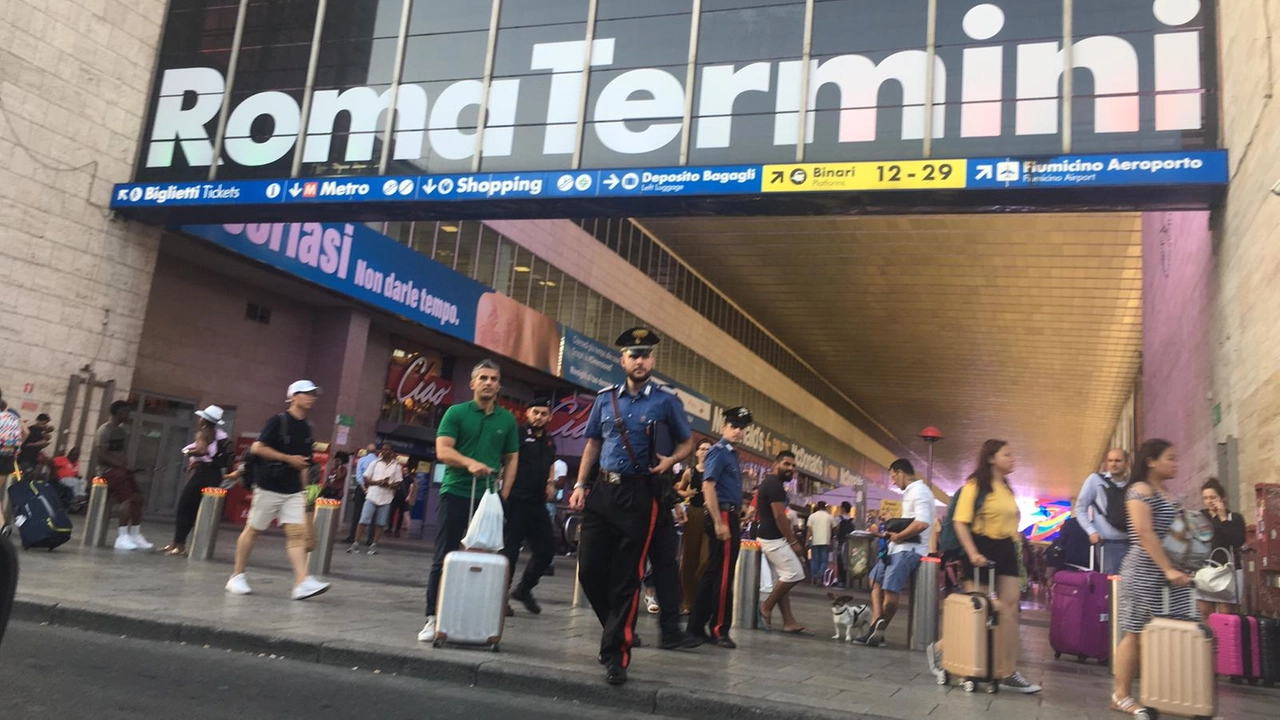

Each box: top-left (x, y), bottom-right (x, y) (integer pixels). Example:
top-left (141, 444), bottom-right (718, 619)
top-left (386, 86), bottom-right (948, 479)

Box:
top-left (608, 390), bottom-right (643, 471)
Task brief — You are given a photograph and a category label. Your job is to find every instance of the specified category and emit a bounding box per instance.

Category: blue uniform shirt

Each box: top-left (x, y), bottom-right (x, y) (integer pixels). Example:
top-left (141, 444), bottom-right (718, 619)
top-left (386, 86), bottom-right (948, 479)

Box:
top-left (585, 381), bottom-right (692, 474)
top-left (702, 438), bottom-right (743, 507)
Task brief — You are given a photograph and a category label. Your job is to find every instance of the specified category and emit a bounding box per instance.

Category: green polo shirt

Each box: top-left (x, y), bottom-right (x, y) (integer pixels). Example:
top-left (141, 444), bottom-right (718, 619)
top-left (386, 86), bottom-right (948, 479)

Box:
top-left (437, 400), bottom-right (519, 498)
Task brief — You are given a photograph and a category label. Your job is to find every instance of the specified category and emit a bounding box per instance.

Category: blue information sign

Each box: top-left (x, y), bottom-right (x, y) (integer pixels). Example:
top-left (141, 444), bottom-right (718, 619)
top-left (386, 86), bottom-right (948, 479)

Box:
top-left (111, 150), bottom-right (1228, 211)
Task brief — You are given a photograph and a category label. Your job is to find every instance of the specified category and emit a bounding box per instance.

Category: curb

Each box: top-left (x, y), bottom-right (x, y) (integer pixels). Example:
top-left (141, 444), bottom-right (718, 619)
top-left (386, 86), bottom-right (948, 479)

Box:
top-left (13, 597), bottom-right (895, 720)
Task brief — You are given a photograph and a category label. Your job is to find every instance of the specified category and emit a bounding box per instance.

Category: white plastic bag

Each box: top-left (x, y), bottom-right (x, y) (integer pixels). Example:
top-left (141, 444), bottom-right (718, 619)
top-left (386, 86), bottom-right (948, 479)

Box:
top-left (461, 490), bottom-right (505, 552)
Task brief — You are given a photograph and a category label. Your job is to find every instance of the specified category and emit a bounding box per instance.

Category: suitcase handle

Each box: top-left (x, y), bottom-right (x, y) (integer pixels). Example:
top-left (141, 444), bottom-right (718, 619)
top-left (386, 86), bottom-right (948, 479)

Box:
top-left (972, 564), bottom-right (997, 595)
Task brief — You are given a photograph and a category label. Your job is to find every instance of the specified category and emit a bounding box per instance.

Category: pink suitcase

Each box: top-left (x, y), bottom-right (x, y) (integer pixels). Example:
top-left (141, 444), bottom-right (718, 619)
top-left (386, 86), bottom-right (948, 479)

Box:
top-left (1209, 613), bottom-right (1262, 682)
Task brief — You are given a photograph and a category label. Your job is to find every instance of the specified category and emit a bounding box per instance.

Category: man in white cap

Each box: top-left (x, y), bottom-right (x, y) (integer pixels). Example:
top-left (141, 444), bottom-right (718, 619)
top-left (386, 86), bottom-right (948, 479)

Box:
top-left (226, 381), bottom-right (330, 600)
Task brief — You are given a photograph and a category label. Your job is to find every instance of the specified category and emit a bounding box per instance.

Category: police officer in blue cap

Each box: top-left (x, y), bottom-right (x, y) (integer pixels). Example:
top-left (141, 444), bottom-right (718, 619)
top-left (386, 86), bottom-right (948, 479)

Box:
top-left (688, 405), bottom-right (753, 648)
top-left (569, 327), bottom-right (702, 685)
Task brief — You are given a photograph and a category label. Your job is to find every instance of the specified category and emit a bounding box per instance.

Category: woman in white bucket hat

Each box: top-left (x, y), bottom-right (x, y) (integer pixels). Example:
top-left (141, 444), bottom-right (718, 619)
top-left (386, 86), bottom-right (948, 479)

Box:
top-left (161, 405), bottom-right (230, 556)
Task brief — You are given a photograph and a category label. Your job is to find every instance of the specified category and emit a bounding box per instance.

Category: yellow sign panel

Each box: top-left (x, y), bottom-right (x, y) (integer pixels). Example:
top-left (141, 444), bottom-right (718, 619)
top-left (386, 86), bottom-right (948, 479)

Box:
top-left (879, 499), bottom-right (902, 517)
top-left (762, 159), bottom-right (968, 193)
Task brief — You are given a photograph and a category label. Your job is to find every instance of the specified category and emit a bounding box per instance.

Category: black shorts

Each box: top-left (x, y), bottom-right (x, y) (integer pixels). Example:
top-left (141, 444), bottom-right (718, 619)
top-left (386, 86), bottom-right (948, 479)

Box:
top-left (958, 534), bottom-right (1020, 581)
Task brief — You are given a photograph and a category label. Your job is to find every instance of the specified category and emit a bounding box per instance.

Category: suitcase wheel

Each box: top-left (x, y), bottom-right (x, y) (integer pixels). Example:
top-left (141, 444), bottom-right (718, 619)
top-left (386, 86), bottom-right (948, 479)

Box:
top-left (489, 643), bottom-right (500, 653)
top-left (431, 638), bottom-right (444, 649)
top-left (1077, 655), bottom-right (1086, 663)
top-left (986, 682), bottom-right (999, 694)
top-left (962, 680), bottom-right (976, 693)
top-left (1054, 651), bottom-right (1061, 659)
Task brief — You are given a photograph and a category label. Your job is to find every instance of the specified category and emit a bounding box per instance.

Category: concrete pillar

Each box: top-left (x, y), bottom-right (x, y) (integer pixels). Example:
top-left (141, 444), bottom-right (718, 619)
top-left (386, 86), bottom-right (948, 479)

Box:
top-left (304, 309), bottom-right (371, 451)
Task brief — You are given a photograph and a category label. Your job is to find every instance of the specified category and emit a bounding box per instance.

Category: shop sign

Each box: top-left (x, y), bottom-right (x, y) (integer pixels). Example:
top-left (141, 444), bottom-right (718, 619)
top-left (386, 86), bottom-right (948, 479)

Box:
top-left (548, 394), bottom-right (594, 441)
top-left (383, 350), bottom-right (452, 427)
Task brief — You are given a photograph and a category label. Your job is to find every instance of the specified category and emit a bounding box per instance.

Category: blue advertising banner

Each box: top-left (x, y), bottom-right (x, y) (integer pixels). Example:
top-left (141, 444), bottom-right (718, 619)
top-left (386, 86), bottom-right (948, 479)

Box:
top-left (183, 223), bottom-right (489, 343)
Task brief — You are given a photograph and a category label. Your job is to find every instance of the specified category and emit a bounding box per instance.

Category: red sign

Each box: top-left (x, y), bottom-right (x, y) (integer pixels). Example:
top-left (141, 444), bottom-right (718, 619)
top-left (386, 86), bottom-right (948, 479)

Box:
top-left (383, 350), bottom-right (452, 426)
top-left (548, 394), bottom-right (594, 440)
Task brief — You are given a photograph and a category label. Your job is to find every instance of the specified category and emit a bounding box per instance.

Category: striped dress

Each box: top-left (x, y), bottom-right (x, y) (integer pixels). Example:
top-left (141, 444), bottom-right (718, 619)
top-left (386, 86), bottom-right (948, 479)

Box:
top-left (1118, 484), bottom-right (1196, 633)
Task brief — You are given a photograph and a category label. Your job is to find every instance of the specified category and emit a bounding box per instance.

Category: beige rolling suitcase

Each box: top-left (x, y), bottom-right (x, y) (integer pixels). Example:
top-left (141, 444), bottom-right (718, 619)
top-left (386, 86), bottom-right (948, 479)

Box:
top-left (1138, 589), bottom-right (1216, 719)
top-left (940, 567), bottom-right (1016, 693)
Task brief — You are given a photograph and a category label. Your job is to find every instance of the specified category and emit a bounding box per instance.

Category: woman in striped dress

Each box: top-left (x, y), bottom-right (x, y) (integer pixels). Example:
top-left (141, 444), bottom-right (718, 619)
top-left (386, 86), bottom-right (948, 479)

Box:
top-left (1111, 439), bottom-right (1194, 716)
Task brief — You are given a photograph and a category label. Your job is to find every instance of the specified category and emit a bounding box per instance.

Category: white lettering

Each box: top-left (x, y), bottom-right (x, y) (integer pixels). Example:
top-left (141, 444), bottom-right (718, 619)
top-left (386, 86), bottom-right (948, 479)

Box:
top-left (696, 62), bottom-right (770, 149)
top-left (223, 91), bottom-right (299, 166)
top-left (593, 68), bottom-right (684, 154)
top-left (303, 84), bottom-right (427, 163)
top-left (529, 39), bottom-right (616, 155)
top-left (146, 68), bottom-right (224, 167)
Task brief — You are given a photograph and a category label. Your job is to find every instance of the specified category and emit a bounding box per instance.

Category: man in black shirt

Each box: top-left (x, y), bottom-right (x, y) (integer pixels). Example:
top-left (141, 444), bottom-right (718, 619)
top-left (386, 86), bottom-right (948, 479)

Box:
top-left (502, 398), bottom-right (558, 615)
top-left (756, 451), bottom-right (808, 632)
top-left (226, 380), bottom-right (330, 601)
top-left (17, 413), bottom-right (51, 472)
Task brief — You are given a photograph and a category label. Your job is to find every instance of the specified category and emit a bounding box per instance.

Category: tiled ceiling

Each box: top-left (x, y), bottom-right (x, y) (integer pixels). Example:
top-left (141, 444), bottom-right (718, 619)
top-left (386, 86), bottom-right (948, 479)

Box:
top-left (639, 213), bottom-right (1144, 499)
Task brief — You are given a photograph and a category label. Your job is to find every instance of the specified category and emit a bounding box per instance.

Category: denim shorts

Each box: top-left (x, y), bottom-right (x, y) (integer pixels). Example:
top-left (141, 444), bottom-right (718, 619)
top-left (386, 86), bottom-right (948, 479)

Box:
top-left (360, 499), bottom-right (392, 527)
top-left (869, 550), bottom-right (923, 594)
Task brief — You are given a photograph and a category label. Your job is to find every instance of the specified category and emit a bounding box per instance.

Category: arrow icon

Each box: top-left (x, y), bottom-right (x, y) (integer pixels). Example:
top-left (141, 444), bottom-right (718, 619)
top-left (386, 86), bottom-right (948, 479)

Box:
top-left (288, 184), bottom-right (302, 198)
top-left (771, 171), bottom-right (784, 184)
top-left (604, 173), bottom-right (620, 190)
top-left (422, 179), bottom-right (437, 194)
top-left (976, 165), bottom-right (993, 180)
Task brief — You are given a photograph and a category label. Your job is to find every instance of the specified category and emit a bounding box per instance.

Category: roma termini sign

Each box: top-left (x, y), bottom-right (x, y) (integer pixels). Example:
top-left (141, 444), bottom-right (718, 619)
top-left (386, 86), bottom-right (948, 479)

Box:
top-left (136, 0), bottom-right (1216, 183)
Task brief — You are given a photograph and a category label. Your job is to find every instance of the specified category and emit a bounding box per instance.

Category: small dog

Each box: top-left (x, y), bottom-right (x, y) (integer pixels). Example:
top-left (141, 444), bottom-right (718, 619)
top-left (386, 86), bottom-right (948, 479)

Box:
top-left (829, 593), bottom-right (872, 642)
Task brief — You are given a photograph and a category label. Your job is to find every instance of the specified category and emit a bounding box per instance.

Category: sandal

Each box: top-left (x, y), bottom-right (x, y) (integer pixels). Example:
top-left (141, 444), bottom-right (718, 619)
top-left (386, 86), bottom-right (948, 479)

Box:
top-left (160, 545), bottom-right (186, 556)
top-left (1110, 694), bottom-right (1145, 715)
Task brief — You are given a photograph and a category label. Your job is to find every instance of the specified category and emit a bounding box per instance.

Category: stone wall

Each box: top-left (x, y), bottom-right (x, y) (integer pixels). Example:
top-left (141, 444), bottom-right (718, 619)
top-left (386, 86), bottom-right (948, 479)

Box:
top-left (0, 0), bottom-right (167, 432)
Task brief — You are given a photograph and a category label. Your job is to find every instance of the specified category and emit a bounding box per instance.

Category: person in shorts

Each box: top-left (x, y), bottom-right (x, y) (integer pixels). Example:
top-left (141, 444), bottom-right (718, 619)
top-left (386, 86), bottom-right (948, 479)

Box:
top-left (226, 381), bottom-right (330, 601)
top-left (856, 459), bottom-right (933, 647)
top-left (756, 451), bottom-right (808, 633)
top-left (96, 401), bottom-right (153, 551)
top-left (350, 443), bottom-right (401, 555)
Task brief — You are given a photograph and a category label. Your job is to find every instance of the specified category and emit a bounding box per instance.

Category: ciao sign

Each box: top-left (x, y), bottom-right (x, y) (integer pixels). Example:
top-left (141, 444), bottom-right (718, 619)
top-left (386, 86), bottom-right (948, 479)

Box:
top-left (548, 394), bottom-right (594, 441)
top-left (384, 351), bottom-right (453, 426)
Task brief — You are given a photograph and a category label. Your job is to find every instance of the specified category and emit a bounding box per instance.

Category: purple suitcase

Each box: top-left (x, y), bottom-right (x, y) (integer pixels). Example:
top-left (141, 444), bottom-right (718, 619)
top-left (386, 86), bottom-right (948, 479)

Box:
top-left (1049, 549), bottom-right (1111, 663)
top-left (1209, 613), bottom-right (1262, 682)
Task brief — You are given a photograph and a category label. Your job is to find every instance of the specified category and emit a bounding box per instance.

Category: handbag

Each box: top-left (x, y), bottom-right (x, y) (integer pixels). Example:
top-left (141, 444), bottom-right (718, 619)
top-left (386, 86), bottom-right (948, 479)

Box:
top-left (1162, 506), bottom-right (1213, 572)
top-left (1193, 546), bottom-right (1236, 596)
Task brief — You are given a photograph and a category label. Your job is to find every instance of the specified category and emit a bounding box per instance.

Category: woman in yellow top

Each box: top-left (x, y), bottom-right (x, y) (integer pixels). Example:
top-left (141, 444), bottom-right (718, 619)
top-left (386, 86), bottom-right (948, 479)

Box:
top-left (930, 439), bottom-right (1041, 693)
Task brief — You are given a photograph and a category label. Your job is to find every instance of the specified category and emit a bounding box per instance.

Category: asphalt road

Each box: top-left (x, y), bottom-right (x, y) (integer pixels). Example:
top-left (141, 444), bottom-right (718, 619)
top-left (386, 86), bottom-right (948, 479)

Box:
top-left (0, 621), bottom-right (674, 720)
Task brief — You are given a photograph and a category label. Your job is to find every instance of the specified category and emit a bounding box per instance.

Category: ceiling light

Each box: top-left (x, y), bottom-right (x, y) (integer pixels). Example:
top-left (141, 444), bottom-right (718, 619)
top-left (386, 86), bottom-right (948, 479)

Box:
top-left (514, 265), bottom-right (532, 272)
top-left (440, 224), bottom-right (459, 232)
top-left (539, 280), bottom-right (557, 287)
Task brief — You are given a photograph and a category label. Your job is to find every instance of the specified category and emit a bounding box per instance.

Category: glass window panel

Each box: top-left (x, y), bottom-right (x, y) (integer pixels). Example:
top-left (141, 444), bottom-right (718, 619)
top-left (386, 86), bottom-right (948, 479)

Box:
top-left (508, 244), bottom-right (535, 303)
top-left (499, 0), bottom-right (590, 28)
top-left (804, 0), bottom-right (930, 162)
top-left (932, 0), bottom-right (1068, 159)
top-left (475, 226), bottom-right (499, 287)
top-left (689, 2), bottom-right (805, 165)
top-left (453, 221), bottom-right (479, 280)
top-left (597, 0), bottom-right (694, 21)
top-left (219, 0), bottom-right (321, 180)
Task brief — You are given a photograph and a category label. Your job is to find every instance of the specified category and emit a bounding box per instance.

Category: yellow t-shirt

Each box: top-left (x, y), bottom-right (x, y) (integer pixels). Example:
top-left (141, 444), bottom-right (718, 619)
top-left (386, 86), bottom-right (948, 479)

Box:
top-left (952, 478), bottom-right (1019, 540)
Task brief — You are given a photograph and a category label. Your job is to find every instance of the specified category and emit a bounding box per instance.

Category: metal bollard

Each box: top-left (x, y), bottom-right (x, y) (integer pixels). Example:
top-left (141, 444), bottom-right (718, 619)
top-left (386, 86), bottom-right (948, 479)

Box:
top-left (1110, 574), bottom-right (1125, 673)
top-left (187, 487), bottom-right (227, 561)
top-left (734, 541), bottom-right (761, 630)
top-left (82, 477), bottom-right (111, 548)
top-left (307, 499), bottom-right (342, 577)
top-left (0, 473), bottom-right (16, 523)
top-left (909, 556), bottom-right (941, 650)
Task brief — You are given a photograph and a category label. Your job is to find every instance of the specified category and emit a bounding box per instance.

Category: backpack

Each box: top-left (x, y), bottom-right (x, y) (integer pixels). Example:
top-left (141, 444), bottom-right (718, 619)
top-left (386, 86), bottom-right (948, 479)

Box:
top-left (238, 446), bottom-right (260, 490)
top-left (1093, 474), bottom-right (1129, 533)
top-left (937, 481), bottom-right (990, 557)
top-left (0, 411), bottom-right (22, 456)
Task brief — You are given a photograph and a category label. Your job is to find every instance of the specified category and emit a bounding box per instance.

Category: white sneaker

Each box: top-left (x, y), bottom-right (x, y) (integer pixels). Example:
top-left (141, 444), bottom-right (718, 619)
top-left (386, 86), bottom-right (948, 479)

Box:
top-left (418, 617), bottom-right (437, 643)
top-left (114, 534), bottom-right (138, 551)
top-left (131, 531), bottom-right (154, 550)
top-left (367, 543), bottom-right (378, 556)
top-left (226, 573), bottom-right (252, 595)
top-left (926, 642), bottom-right (946, 685)
top-left (645, 593), bottom-right (659, 614)
top-left (291, 576), bottom-right (330, 601)
top-left (346, 543), bottom-right (359, 554)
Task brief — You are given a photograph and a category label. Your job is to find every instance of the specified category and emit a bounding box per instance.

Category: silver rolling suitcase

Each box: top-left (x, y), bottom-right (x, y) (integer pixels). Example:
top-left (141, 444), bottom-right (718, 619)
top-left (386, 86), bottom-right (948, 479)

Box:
top-left (432, 477), bottom-right (507, 651)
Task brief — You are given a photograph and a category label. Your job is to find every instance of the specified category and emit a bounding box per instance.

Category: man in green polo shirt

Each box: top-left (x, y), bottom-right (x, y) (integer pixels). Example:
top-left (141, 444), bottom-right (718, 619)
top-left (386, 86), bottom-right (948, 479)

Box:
top-left (418, 359), bottom-right (519, 643)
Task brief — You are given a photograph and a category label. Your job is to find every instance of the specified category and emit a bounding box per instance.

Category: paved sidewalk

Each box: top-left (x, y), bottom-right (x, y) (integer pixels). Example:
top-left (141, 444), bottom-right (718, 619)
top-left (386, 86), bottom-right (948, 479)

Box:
top-left (8, 523), bottom-right (1278, 720)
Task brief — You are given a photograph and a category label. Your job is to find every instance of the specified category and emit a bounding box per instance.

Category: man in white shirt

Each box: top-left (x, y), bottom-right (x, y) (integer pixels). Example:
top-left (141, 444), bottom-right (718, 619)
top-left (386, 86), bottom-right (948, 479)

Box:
top-left (856, 459), bottom-right (935, 647)
top-left (1072, 448), bottom-right (1130, 575)
top-left (807, 502), bottom-right (834, 583)
top-left (350, 443), bottom-right (401, 555)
